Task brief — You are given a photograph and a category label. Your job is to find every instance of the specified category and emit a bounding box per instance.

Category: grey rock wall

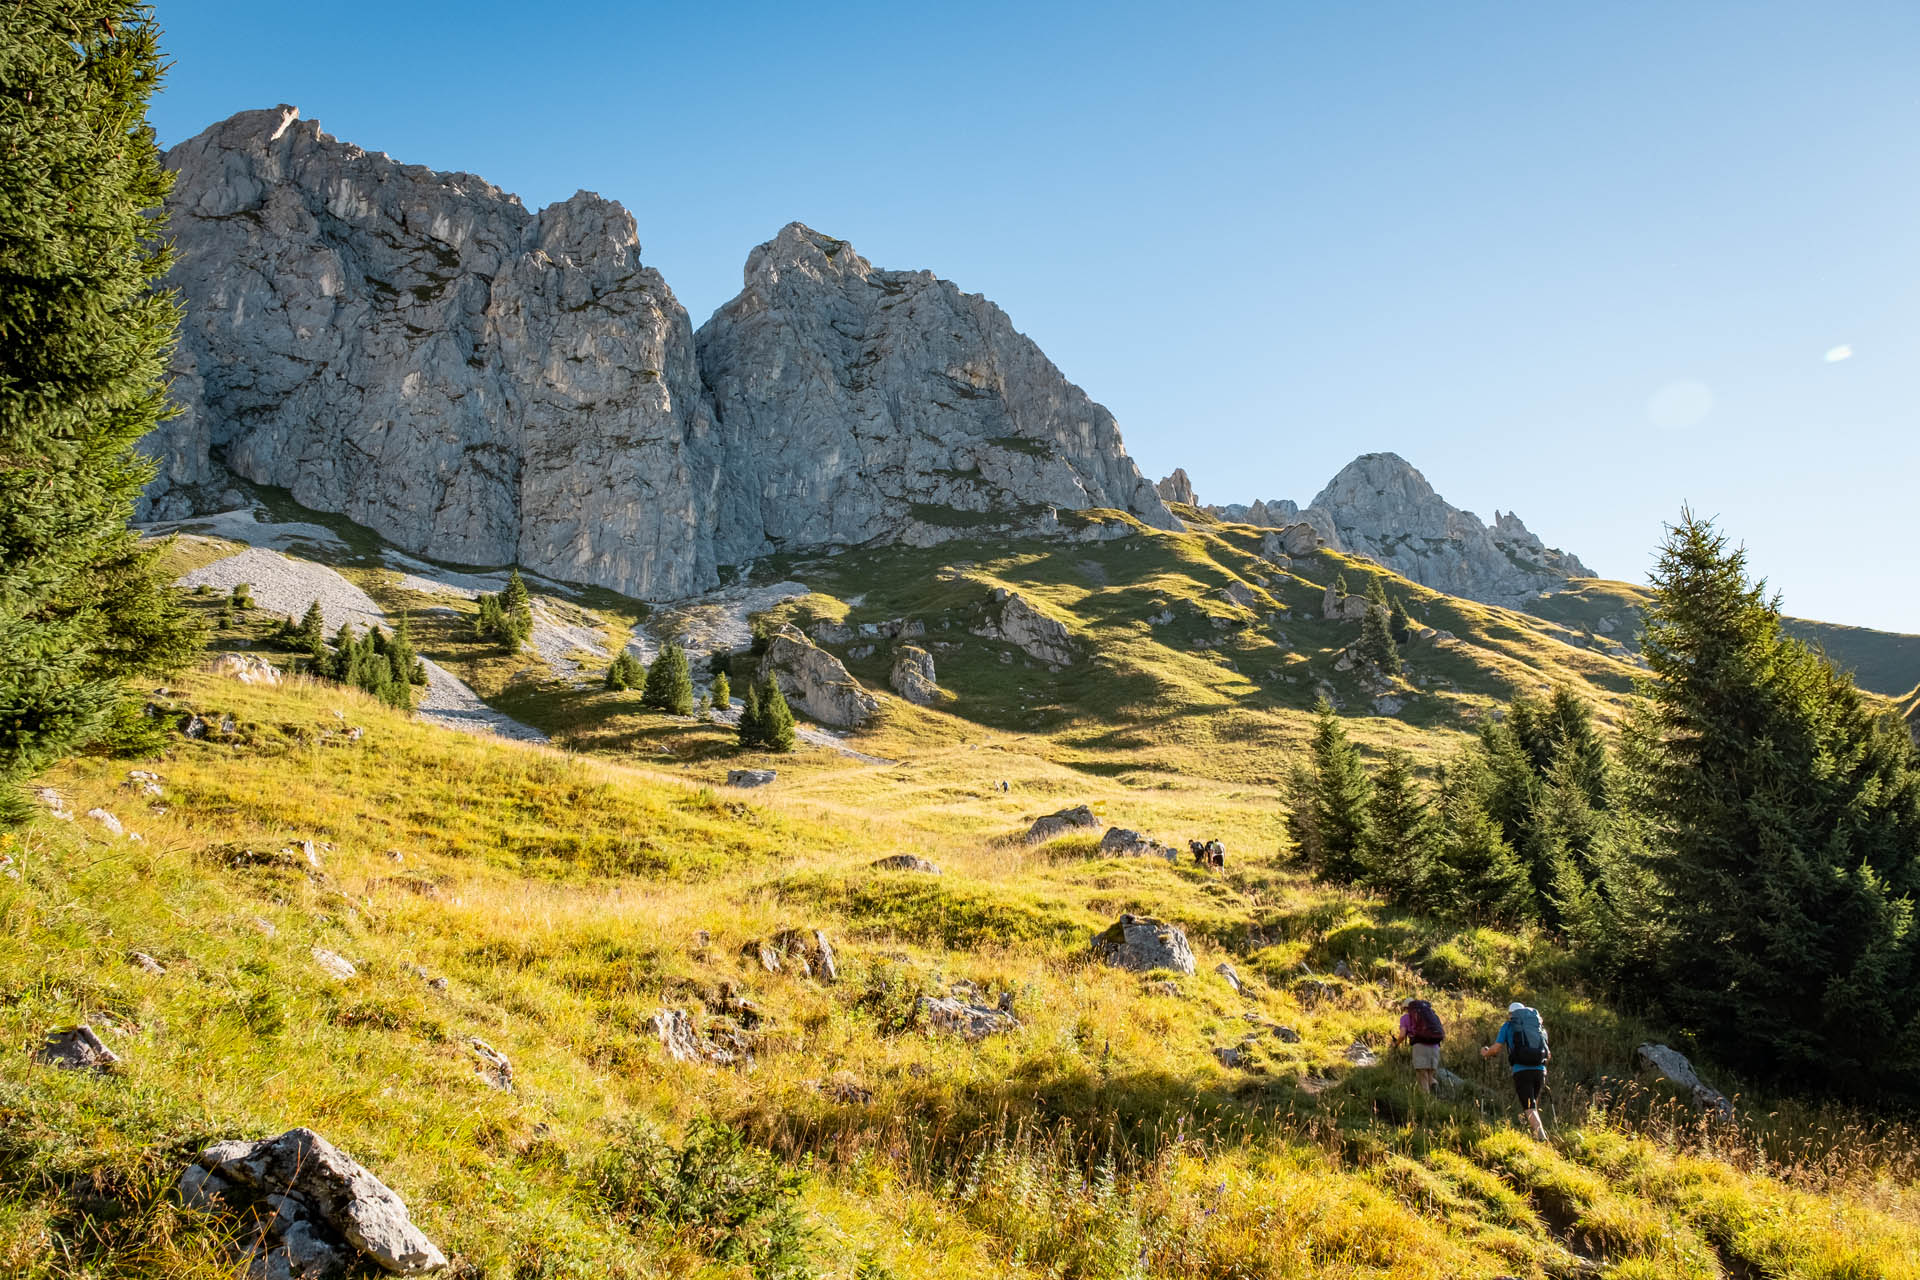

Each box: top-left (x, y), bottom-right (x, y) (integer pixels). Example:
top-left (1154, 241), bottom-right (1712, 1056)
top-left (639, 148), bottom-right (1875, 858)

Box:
top-left (696, 223), bottom-right (1180, 562)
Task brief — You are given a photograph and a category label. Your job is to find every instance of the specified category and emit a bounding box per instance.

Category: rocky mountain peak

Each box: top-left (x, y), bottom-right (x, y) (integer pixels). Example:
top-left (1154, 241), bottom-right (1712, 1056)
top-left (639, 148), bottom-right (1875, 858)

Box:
top-left (743, 221), bottom-right (876, 287)
top-left (1204, 452), bottom-right (1594, 607)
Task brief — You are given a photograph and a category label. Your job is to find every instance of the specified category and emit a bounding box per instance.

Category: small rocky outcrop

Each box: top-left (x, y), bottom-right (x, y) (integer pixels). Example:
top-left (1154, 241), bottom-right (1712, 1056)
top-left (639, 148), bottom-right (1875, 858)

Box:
top-left (652, 1008), bottom-right (754, 1066)
top-left (467, 1038), bottom-right (513, 1091)
top-left (1344, 1041), bottom-right (1380, 1067)
top-left (1155, 468), bottom-right (1197, 506)
top-left (178, 1127), bottom-right (447, 1275)
top-left (1214, 962), bottom-right (1245, 994)
top-left (1098, 827), bottom-right (1175, 859)
top-left (740, 929), bottom-right (839, 982)
top-left (870, 854), bottom-right (941, 874)
top-left (1090, 914), bottom-right (1196, 975)
top-left (1636, 1043), bottom-right (1734, 1117)
top-left (311, 948), bottom-right (358, 980)
top-left (726, 769), bottom-right (776, 788)
top-left (889, 645), bottom-right (940, 705)
top-left (35, 1026), bottom-right (121, 1072)
top-left (213, 652), bottom-right (284, 685)
top-left (1025, 805), bottom-right (1099, 843)
top-left (971, 588), bottom-right (1076, 666)
top-left (916, 994), bottom-right (1018, 1040)
top-left (1320, 585), bottom-right (1370, 622)
top-left (757, 625), bottom-right (879, 727)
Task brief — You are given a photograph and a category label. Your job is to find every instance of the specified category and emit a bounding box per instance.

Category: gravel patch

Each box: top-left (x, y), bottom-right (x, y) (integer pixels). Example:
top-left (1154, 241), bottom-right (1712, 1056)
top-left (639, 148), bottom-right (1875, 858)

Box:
top-left (176, 547), bottom-right (385, 633)
top-left (381, 551), bottom-right (579, 599)
top-left (634, 580), bottom-right (810, 663)
top-left (416, 660), bottom-right (549, 743)
top-left (530, 600), bottom-right (611, 683)
top-left (141, 507), bottom-right (346, 552)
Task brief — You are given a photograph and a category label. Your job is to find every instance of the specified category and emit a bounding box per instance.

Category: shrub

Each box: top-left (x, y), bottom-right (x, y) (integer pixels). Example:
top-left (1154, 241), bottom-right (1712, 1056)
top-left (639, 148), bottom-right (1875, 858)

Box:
top-left (593, 1117), bottom-right (812, 1278)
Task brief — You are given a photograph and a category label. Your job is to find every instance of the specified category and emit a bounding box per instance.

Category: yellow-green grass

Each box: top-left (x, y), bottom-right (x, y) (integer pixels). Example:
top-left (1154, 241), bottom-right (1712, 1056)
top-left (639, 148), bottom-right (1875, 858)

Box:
top-left (6, 665), bottom-right (1919, 1278)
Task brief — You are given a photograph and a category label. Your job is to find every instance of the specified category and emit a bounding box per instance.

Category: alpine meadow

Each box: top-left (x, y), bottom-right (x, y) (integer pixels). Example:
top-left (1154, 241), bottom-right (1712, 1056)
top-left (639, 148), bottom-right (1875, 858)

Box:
top-left (5, 5), bottom-right (1920, 1280)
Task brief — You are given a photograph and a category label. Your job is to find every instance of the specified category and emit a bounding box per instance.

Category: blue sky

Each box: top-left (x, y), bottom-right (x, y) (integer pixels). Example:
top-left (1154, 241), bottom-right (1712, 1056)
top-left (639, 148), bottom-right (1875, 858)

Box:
top-left (147, 1), bottom-right (1920, 631)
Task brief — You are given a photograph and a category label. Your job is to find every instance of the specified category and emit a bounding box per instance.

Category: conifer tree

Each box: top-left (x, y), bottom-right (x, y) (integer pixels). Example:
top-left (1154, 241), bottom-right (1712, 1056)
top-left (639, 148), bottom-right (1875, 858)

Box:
top-left (1357, 601), bottom-right (1399, 673)
top-left (1365, 575), bottom-right (1390, 614)
top-left (757, 675), bottom-right (796, 752)
top-left (1362, 749), bottom-right (1440, 904)
top-left (1285, 760), bottom-right (1322, 868)
top-left (1303, 700), bottom-right (1372, 882)
top-left (1434, 747), bottom-right (1536, 922)
top-left (501, 569), bottom-right (532, 646)
top-left (293, 600), bottom-right (327, 659)
top-left (605, 652), bottom-right (642, 691)
top-left (1388, 595), bottom-right (1413, 644)
top-left (641, 643), bottom-right (694, 715)
top-left (1639, 511), bottom-right (1920, 1090)
top-left (0, 3), bottom-right (200, 815)
top-left (711, 670), bottom-right (731, 709)
top-left (737, 680), bottom-right (764, 748)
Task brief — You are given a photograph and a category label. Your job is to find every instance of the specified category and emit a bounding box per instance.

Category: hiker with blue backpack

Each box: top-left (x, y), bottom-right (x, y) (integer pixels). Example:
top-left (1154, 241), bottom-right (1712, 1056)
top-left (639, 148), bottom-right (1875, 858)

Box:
top-left (1481, 1001), bottom-right (1551, 1140)
top-left (1391, 997), bottom-right (1445, 1095)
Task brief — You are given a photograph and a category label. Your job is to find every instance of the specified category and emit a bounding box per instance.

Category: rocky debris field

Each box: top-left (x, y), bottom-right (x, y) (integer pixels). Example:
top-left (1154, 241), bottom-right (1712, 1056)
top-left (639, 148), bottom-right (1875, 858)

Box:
top-left (176, 546), bottom-right (386, 632)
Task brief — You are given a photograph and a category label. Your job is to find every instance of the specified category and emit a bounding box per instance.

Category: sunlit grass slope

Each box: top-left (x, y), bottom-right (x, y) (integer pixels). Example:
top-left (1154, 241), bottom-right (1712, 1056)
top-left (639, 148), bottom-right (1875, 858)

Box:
top-left (5, 665), bottom-right (1919, 1278)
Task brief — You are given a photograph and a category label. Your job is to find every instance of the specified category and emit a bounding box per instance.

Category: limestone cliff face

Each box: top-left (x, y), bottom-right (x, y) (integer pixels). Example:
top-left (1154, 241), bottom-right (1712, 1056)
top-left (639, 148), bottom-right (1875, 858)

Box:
top-left (696, 223), bottom-right (1180, 561)
top-left (145, 106), bottom-right (721, 598)
top-left (1210, 453), bottom-right (1593, 607)
top-left (146, 114), bottom-right (1179, 596)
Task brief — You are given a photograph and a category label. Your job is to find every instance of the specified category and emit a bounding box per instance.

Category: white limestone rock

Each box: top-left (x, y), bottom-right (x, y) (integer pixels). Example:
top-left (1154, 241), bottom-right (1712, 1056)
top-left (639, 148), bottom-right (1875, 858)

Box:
top-left (756, 625), bottom-right (879, 727)
top-left (145, 106), bottom-right (721, 600)
top-left (889, 644), bottom-right (940, 705)
top-left (697, 222), bottom-right (1181, 561)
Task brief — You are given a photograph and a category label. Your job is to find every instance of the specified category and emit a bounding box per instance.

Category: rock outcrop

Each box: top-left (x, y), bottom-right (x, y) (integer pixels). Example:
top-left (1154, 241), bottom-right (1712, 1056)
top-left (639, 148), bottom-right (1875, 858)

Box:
top-left (180, 1127), bottom-right (446, 1275)
top-left (972, 588), bottom-right (1076, 665)
top-left (756, 624), bottom-right (878, 726)
top-left (1208, 453), bottom-right (1594, 607)
top-left (1090, 914), bottom-right (1196, 975)
top-left (697, 222), bottom-right (1181, 561)
top-left (145, 106), bottom-right (721, 599)
top-left (1155, 468), bottom-right (1196, 506)
top-left (1636, 1043), bottom-right (1734, 1118)
top-left (1025, 805), bottom-right (1099, 843)
top-left (889, 645), bottom-right (939, 705)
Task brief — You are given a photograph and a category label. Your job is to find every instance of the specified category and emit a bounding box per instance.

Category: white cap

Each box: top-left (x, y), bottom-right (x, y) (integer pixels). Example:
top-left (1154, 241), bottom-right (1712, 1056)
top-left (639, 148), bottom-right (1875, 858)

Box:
top-left (1508, 1001), bottom-right (1526, 1013)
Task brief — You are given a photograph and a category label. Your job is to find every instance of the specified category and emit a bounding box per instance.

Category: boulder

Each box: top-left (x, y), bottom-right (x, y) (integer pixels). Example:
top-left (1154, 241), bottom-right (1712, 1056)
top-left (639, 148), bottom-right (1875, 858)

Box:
top-left (1025, 805), bottom-right (1099, 843)
top-left (34, 787), bottom-right (73, 821)
top-left (1219, 580), bottom-right (1258, 609)
top-left (35, 1025), bottom-right (120, 1072)
top-left (467, 1038), bottom-right (513, 1091)
top-left (971, 589), bottom-right (1076, 666)
top-left (1098, 827), bottom-right (1174, 858)
top-left (889, 644), bottom-right (940, 705)
top-left (311, 947), bottom-right (357, 980)
top-left (870, 854), bottom-right (941, 874)
top-left (213, 651), bottom-right (284, 685)
top-left (1214, 962), bottom-right (1245, 994)
top-left (85, 808), bottom-right (125, 836)
top-left (1344, 1041), bottom-right (1380, 1067)
top-left (1320, 585), bottom-right (1370, 622)
top-left (1636, 1043), bottom-right (1734, 1118)
top-left (1090, 914), bottom-right (1196, 975)
top-left (651, 1008), bottom-right (742, 1066)
top-left (183, 1127), bottom-right (446, 1274)
top-left (757, 625), bottom-right (879, 727)
top-left (726, 769), bottom-right (777, 788)
top-left (1272, 1025), bottom-right (1302, 1044)
top-left (916, 995), bottom-right (1017, 1040)
top-left (129, 951), bottom-right (167, 975)
top-left (741, 929), bottom-right (839, 982)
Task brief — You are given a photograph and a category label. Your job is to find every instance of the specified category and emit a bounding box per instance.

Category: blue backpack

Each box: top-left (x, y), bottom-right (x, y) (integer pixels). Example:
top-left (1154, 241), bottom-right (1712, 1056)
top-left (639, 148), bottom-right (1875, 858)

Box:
top-left (1507, 1008), bottom-right (1547, 1067)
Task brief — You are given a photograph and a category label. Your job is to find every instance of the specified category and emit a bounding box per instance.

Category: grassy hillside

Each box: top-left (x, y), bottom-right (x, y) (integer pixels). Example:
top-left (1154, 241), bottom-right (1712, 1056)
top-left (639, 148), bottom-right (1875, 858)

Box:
top-left (1521, 576), bottom-right (1920, 698)
top-left (6, 665), bottom-right (1920, 1279)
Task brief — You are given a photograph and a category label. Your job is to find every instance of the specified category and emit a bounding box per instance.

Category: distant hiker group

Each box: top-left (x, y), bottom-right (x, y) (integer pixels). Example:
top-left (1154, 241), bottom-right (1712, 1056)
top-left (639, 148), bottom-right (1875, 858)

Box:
top-left (1188, 839), bottom-right (1225, 868)
top-left (1389, 998), bottom-right (1551, 1139)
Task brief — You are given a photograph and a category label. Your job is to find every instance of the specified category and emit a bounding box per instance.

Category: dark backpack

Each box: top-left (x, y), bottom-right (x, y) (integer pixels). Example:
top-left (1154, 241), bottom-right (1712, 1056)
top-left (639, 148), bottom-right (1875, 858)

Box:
top-left (1506, 1008), bottom-right (1547, 1066)
top-left (1406, 1000), bottom-right (1445, 1045)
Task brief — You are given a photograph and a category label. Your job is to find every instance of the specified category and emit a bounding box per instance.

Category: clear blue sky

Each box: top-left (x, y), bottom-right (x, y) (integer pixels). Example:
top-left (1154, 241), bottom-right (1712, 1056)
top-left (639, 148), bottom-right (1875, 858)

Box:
top-left (146, 1), bottom-right (1920, 632)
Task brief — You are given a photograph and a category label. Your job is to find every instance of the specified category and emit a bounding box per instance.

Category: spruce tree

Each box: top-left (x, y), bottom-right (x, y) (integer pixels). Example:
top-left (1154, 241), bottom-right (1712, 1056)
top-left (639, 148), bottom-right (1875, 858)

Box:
top-left (1304, 699), bottom-right (1372, 882)
top-left (757, 675), bottom-right (796, 752)
top-left (1285, 760), bottom-right (1322, 867)
top-left (641, 643), bottom-right (694, 715)
top-left (1640, 511), bottom-right (1920, 1091)
top-left (737, 680), bottom-right (764, 748)
top-left (0, 2), bottom-right (200, 816)
top-left (1434, 770), bottom-right (1536, 924)
top-left (1362, 749), bottom-right (1440, 905)
top-left (501, 569), bottom-right (532, 647)
top-left (711, 670), bottom-right (731, 709)
top-left (293, 600), bottom-right (326, 657)
top-left (1357, 602), bottom-right (1399, 673)
top-left (1388, 595), bottom-right (1413, 644)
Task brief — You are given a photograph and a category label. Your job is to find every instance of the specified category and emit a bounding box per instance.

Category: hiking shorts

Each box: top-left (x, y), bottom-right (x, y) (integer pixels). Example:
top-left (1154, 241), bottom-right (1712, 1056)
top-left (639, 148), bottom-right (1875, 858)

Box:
top-left (1512, 1069), bottom-right (1545, 1109)
top-left (1410, 1042), bottom-right (1441, 1070)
